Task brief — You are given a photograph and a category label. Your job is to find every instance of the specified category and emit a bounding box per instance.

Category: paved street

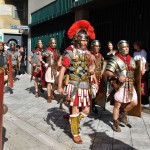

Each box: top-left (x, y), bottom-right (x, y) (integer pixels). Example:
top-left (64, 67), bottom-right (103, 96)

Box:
top-left (2, 74), bottom-right (150, 150)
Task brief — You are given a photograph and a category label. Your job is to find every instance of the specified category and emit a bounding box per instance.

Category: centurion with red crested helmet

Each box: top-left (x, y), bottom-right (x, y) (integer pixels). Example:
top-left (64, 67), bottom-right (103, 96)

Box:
top-left (57, 20), bottom-right (98, 144)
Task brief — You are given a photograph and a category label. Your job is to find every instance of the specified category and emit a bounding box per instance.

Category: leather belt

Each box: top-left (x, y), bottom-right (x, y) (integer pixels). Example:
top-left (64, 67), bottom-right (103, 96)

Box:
top-left (69, 75), bottom-right (89, 82)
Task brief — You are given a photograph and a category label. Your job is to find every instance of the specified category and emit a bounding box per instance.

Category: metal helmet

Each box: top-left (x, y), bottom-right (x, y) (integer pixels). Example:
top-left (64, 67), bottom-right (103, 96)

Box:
top-left (49, 38), bottom-right (57, 49)
top-left (117, 40), bottom-right (129, 49)
top-left (73, 32), bottom-right (89, 49)
top-left (10, 43), bottom-right (16, 47)
top-left (36, 40), bottom-right (43, 48)
top-left (117, 40), bottom-right (129, 55)
top-left (91, 40), bottom-right (101, 50)
top-left (37, 40), bottom-right (43, 45)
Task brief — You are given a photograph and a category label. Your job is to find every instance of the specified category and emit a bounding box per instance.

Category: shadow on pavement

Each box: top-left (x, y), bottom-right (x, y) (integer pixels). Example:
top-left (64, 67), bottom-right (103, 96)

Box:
top-left (25, 86), bottom-right (47, 100)
top-left (4, 86), bottom-right (14, 94)
top-left (2, 127), bottom-right (8, 150)
top-left (89, 132), bottom-right (138, 150)
top-left (142, 106), bottom-right (150, 114)
top-left (88, 106), bottom-right (113, 129)
top-left (45, 107), bottom-right (71, 138)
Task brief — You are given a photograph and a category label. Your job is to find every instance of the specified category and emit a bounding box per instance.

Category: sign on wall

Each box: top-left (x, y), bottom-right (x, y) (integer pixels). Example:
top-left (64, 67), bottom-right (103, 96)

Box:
top-left (0, 32), bottom-right (3, 42)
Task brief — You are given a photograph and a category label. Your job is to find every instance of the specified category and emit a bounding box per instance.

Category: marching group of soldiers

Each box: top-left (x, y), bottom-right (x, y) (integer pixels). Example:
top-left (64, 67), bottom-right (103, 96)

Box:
top-left (0, 20), bottom-right (140, 144)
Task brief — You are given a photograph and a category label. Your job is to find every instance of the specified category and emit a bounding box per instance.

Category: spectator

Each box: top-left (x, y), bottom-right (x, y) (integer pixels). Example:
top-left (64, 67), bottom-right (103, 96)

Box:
top-left (19, 46), bottom-right (26, 75)
top-left (4, 43), bottom-right (9, 51)
top-left (133, 41), bottom-right (149, 106)
top-left (105, 41), bottom-right (117, 60)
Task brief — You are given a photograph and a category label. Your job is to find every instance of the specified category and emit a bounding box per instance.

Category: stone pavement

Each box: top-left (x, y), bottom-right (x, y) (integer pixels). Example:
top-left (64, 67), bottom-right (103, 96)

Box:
top-left (2, 74), bottom-right (150, 150)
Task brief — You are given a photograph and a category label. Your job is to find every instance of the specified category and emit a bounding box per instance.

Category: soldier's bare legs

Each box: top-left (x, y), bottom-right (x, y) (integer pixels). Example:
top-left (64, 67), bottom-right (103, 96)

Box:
top-left (47, 82), bottom-right (52, 103)
top-left (112, 101), bottom-right (121, 132)
top-left (4, 75), bottom-right (8, 84)
top-left (113, 100), bottom-right (138, 132)
top-left (123, 100), bottom-right (138, 112)
top-left (34, 77), bottom-right (38, 97)
top-left (113, 101), bottom-right (122, 120)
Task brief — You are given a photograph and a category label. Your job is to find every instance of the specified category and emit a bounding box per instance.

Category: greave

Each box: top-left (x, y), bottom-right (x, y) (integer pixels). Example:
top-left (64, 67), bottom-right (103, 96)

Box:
top-left (70, 114), bottom-right (79, 136)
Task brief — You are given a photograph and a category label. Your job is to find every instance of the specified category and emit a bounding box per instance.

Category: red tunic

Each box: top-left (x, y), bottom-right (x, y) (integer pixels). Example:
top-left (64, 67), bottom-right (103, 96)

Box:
top-left (46, 46), bottom-right (57, 61)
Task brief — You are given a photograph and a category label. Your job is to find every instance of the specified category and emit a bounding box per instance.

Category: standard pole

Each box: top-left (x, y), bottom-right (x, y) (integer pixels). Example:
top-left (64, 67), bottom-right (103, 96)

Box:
top-left (0, 68), bottom-right (4, 150)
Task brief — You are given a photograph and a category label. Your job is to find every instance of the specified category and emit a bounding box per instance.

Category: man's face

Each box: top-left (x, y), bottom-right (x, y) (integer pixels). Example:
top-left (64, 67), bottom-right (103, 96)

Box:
top-left (0, 44), bottom-right (4, 51)
top-left (38, 43), bottom-right (43, 49)
top-left (20, 47), bottom-right (23, 52)
top-left (80, 40), bottom-right (88, 50)
top-left (120, 46), bottom-right (129, 56)
top-left (11, 45), bottom-right (15, 49)
top-left (50, 41), bottom-right (56, 49)
top-left (93, 45), bottom-right (100, 54)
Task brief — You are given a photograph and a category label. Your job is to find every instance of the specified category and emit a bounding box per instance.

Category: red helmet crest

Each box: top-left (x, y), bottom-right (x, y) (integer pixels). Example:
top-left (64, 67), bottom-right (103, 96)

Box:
top-left (67, 20), bottom-right (95, 40)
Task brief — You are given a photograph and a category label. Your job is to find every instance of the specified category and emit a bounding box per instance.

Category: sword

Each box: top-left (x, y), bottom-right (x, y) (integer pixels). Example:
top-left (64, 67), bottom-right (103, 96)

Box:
top-left (70, 80), bottom-right (80, 101)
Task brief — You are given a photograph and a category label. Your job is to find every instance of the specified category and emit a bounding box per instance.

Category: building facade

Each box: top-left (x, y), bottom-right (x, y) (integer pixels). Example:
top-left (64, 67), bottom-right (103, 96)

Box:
top-left (29, 0), bottom-right (150, 52)
top-left (0, 0), bottom-right (28, 46)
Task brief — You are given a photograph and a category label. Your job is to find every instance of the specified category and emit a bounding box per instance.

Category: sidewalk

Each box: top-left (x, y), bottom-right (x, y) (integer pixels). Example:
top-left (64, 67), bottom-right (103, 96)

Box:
top-left (3, 74), bottom-right (150, 150)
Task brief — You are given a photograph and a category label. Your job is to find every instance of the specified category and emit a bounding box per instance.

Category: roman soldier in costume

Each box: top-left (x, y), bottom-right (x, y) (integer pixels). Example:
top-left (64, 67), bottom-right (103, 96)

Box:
top-left (105, 40), bottom-right (138, 132)
top-left (57, 20), bottom-right (98, 144)
top-left (0, 42), bottom-right (9, 84)
top-left (28, 40), bottom-right (44, 97)
top-left (0, 42), bottom-right (9, 114)
top-left (39, 38), bottom-right (60, 103)
top-left (7, 43), bottom-right (19, 78)
top-left (90, 40), bottom-right (105, 114)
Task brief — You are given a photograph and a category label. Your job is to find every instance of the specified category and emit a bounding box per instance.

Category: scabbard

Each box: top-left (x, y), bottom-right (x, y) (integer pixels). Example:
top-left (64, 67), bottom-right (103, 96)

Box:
top-left (8, 55), bottom-right (13, 88)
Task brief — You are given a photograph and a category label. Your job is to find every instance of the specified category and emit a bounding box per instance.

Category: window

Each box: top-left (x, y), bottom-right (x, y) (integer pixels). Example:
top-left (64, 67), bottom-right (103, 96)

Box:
top-left (13, 0), bottom-right (25, 19)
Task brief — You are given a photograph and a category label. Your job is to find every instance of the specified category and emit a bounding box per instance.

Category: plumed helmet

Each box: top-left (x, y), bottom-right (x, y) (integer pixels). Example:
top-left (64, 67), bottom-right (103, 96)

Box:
top-left (91, 40), bottom-right (101, 50)
top-left (117, 40), bottom-right (129, 49)
top-left (76, 33), bottom-right (89, 41)
top-left (68, 20), bottom-right (95, 45)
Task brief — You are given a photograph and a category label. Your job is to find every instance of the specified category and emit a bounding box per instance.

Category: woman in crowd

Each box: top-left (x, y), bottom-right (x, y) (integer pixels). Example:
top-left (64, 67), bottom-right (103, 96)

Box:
top-left (133, 41), bottom-right (149, 106)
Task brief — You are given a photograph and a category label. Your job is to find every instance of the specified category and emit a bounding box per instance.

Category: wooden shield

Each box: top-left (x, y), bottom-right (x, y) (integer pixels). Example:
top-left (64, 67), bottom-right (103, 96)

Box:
top-left (8, 55), bottom-right (13, 88)
top-left (94, 61), bottom-right (107, 109)
top-left (128, 60), bottom-right (141, 117)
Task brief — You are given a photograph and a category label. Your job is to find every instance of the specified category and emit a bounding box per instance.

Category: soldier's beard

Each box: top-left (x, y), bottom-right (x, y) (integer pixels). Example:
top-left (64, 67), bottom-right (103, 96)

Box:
top-left (94, 49), bottom-right (99, 54)
top-left (78, 44), bottom-right (87, 50)
top-left (51, 46), bottom-right (56, 49)
top-left (119, 49), bottom-right (129, 56)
